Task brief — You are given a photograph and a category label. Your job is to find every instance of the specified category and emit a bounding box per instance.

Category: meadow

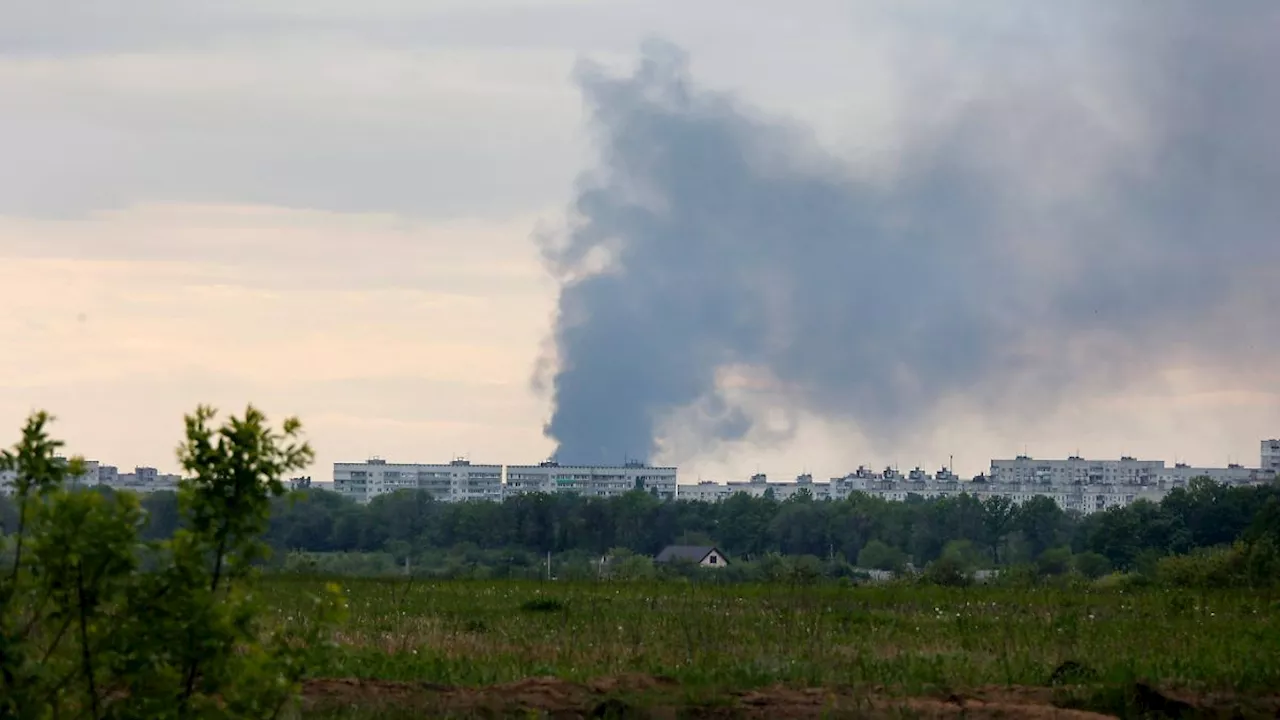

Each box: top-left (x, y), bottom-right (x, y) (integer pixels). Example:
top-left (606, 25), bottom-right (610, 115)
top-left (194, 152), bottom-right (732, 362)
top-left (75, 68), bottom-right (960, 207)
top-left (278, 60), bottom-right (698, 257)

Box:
top-left (272, 577), bottom-right (1280, 718)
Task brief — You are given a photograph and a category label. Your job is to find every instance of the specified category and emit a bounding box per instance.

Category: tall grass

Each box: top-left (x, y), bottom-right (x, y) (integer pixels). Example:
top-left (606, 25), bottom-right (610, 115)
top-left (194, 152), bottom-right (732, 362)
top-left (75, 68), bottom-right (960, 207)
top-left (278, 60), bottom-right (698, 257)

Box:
top-left (264, 577), bottom-right (1280, 695)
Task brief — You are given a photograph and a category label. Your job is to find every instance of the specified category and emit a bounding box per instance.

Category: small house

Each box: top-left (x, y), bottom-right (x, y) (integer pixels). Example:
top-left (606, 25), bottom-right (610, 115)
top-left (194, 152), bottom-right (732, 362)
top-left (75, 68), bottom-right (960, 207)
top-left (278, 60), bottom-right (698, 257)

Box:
top-left (655, 545), bottom-right (729, 568)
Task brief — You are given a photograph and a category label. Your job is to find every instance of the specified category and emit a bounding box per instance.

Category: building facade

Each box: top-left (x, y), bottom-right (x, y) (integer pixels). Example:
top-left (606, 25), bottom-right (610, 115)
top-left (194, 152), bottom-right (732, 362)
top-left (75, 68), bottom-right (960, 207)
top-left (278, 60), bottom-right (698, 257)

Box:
top-left (0, 459), bottom-right (181, 496)
top-left (988, 455), bottom-right (1165, 486)
top-left (112, 466), bottom-right (182, 492)
top-left (504, 461), bottom-right (677, 501)
top-left (679, 480), bottom-right (733, 503)
top-left (675, 456), bottom-right (1276, 515)
top-left (332, 458), bottom-right (503, 504)
top-left (1263, 440), bottom-right (1280, 473)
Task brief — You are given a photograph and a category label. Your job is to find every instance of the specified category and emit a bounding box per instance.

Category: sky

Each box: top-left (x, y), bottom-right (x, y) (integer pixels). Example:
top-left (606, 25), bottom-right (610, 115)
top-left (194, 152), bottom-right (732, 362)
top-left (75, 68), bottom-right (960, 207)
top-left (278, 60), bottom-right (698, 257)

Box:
top-left (2, 1), bottom-right (1277, 482)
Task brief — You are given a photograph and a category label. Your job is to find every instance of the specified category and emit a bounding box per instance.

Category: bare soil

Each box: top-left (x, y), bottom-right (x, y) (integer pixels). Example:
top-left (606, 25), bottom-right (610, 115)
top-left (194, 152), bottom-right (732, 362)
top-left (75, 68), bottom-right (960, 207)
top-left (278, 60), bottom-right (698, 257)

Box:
top-left (302, 674), bottom-right (1280, 718)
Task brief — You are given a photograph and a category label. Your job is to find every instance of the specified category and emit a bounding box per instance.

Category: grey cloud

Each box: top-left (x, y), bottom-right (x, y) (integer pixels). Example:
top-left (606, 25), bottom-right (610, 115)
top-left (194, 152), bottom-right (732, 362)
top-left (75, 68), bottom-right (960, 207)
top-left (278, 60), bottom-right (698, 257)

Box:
top-left (539, 4), bottom-right (1280, 466)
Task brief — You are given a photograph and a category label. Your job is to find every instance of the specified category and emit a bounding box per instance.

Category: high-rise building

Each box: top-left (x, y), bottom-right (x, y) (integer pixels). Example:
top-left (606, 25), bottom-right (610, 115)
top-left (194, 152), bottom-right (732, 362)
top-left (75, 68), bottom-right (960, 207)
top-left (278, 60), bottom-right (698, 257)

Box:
top-left (1262, 439), bottom-right (1280, 473)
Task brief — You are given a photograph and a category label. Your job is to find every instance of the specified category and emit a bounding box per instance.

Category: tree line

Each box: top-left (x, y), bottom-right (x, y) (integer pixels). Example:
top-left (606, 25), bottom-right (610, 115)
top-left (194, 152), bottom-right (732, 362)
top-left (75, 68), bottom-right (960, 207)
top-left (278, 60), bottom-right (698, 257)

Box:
top-left (23, 475), bottom-right (1255, 575)
top-left (4, 474), bottom-right (1276, 582)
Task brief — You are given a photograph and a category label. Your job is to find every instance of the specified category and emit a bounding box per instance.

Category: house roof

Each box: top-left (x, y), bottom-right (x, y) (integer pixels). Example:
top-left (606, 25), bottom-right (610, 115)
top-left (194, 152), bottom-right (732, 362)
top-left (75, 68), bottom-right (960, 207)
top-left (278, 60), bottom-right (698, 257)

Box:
top-left (655, 545), bottom-right (724, 564)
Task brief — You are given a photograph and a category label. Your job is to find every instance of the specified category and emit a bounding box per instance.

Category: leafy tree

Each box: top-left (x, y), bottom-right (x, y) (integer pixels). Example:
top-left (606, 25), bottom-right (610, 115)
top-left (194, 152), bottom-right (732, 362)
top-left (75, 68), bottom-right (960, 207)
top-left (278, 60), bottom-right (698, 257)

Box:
top-left (607, 547), bottom-right (656, 581)
top-left (0, 406), bottom-right (346, 719)
top-left (1241, 496), bottom-right (1280, 586)
top-left (922, 554), bottom-right (970, 587)
top-left (1012, 496), bottom-right (1069, 559)
top-left (1035, 546), bottom-right (1073, 577)
top-left (857, 539), bottom-right (907, 573)
top-left (1072, 551), bottom-right (1111, 580)
top-left (939, 539), bottom-right (985, 572)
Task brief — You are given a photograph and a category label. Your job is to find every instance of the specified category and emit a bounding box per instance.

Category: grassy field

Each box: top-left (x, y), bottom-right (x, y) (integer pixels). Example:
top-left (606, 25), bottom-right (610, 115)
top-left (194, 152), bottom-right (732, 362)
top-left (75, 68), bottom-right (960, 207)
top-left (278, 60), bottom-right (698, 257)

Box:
top-left (270, 577), bottom-right (1280, 717)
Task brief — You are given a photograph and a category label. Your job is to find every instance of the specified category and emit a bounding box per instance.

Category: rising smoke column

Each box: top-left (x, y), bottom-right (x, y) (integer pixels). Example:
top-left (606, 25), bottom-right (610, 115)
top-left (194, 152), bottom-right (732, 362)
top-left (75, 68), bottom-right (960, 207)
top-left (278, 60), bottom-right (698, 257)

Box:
top-left (538, 5), bottom-right (1280, 466)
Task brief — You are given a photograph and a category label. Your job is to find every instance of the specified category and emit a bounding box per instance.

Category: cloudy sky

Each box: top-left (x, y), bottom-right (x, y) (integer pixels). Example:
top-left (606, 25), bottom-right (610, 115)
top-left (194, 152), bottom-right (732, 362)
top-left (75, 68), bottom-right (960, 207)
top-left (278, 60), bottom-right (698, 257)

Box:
top-left (3, 1), bottom-right (1277, 482)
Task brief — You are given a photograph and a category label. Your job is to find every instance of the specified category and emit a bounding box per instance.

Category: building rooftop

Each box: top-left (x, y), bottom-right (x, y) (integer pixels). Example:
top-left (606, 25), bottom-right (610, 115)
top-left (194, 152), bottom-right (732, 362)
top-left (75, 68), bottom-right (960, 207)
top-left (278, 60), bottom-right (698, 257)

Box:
top-left (655, 545), bottom-right (722, 564)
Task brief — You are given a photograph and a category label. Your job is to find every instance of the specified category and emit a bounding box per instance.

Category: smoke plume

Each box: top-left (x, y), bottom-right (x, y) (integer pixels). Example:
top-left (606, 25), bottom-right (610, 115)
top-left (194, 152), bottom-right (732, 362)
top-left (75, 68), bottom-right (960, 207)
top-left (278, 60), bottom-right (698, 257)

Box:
top-left (538, 4), bottom-right (1280, 466)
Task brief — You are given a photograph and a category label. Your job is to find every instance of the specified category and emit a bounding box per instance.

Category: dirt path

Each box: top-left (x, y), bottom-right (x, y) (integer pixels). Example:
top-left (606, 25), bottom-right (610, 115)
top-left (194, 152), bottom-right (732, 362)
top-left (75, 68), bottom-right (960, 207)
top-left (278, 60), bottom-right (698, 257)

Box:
top-left (302, 673), bottom-right (1280, 718)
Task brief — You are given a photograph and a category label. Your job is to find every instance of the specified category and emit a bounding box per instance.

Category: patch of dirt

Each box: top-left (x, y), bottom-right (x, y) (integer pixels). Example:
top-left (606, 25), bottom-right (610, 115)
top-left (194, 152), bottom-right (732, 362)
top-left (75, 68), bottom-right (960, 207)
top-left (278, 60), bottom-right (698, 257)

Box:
top-left (729, 685), bottom-right (1113, 719)
top-left (586, 673), bottom-right (680, 695)
top-left (301, 675), bottom-right (1280, 718)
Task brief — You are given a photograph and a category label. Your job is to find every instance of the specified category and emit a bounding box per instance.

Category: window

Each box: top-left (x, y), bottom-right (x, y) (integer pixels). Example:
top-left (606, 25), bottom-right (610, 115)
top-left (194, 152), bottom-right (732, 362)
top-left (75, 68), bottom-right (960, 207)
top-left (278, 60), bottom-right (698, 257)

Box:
top-left (708, 555), bottom-right (717, 564)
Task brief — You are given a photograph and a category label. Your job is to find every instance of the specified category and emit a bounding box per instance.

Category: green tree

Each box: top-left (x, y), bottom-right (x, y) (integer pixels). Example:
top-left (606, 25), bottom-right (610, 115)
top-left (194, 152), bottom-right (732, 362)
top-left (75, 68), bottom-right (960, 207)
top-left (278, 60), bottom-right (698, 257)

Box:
top-left (607, 547), bottom-right (656, 581)
top-left (940, 539), bottom-right (985, 571)
top-left (0, 406), bottom-right (346, 719)
top-left (1036, 546), bottom-right (1073, 577)
top-left (1072, 551), bottom-right (1111, 579)
top-left (1012, 496), bottom-right (1069, 559)
top-left (923, 554), bottom-right (970, 587)
top-left (857, 539), bottom-right (907, 573)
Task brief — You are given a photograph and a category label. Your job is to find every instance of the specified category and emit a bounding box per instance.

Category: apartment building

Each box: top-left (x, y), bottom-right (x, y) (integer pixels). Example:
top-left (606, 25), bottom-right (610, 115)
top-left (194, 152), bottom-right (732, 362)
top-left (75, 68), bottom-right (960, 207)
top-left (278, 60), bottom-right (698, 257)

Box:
top-left (113, 466), bottom-right (182, 492)
top-left (988, 455), bottom-right (1164, 485)
top-left (679, 467), bottom-right (949, 504)
top-left (504, 461), bottom-right (677, 500)
top-left (679, 480), bottom-right (733, 503)
top-left (1263, 440), bottom-right (1280, 473)
top-left (332, 458), bottom-right (503, 504)
top-left (714, 472), bottom-right (840, 501)
top-left (0, 460), bottom-right (181, 495)
top-left (676, 455), bottom-right (1275, 515)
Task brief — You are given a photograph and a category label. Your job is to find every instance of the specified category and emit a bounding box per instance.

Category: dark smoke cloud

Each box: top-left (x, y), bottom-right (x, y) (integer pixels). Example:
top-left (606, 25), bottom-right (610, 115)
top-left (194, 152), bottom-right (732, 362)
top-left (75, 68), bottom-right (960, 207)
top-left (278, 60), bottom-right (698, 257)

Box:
top-left (539, 4), bottom-right (1280, 466)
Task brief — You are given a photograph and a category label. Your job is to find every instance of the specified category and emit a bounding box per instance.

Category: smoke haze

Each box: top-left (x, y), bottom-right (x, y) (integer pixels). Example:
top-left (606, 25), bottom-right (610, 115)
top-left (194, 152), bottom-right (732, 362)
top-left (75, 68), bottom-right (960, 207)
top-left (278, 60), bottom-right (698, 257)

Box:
top-left (538, 3), bottom-right (1280, 466)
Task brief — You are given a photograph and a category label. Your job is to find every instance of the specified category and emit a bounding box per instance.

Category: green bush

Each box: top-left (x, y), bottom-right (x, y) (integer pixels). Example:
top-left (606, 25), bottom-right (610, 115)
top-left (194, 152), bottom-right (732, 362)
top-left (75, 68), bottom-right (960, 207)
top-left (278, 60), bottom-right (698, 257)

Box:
top-left (1036, 547), bottom-right (1073, 577)
top-left (1072, 551), bottom-right (1112, 580)
top-left (856, 539), bottom-right (907, 573)
top-left (1152, 542), bottom-right (1279, 589)
top-left (0, 407), bottom-right (346, 719)
top-left (922, 554), bottom-right (971, 587)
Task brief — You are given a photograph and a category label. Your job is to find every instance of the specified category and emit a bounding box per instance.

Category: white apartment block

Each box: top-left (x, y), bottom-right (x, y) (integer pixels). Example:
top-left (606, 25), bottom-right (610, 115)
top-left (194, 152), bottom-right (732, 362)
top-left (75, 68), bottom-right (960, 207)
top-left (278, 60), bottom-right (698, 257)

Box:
top-left (679, 481), bottom-right (733, 503)
top-left (112, 466), bottom-right (182, 492)
top-left (504, 461), bottom-right (677, 500)
top-left (722, 473), bottom-right (837, 501)
top-left (675, 456), bottom-right (1276, 515)
top-left (0, 460), bottom-right (181, 495)
top-left (679, 467), bottom-right (947, 504)
top-left (1263, 440), bottom-right (1280, 473)
top-left (1162, 462), bottom-right (1272, 486)
top-left (332, 458), bottom-right (503, 505)
top-left (989, 455), bottom-right (1164, 485)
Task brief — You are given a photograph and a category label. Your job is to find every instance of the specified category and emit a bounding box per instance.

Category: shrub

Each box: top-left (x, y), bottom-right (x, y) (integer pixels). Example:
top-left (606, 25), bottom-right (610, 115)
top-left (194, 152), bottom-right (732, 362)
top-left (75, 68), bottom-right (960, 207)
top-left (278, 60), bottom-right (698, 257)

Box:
top-left (0, 407), bottom-right (346, 719)
top-left (922, 554), bottom-right (971, 587)
top-left (1036, 547), bottom-right (1073, 577)
top-left (520, 598), bottom-right (566, 613)
top-left (857, 540), bottom-right (907, 573)
top-left (1072, 551), bottom-right (1112, 580)
top-left (1155, 544), bottom-right (1250, 588)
